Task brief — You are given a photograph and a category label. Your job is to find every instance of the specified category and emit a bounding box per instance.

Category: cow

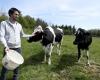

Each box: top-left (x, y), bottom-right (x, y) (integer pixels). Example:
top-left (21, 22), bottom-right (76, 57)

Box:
top-left (73, 28), bottom-right (92, 66)
top-left (27, 25), bottom-right (63, 65)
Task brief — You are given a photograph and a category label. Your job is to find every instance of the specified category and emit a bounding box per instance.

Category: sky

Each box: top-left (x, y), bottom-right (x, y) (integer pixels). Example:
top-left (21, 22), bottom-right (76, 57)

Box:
top-left (0, 0), bottom-right (100, 30)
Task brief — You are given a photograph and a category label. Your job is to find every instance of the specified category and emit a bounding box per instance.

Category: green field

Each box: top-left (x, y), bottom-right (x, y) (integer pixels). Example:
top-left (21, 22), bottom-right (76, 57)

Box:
top-left (0, 35), bottom-right (100, 80)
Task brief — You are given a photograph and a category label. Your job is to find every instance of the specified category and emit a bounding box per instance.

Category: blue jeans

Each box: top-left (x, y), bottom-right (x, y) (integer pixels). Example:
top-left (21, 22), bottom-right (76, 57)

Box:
top-left (0, 48), bottom-right (21, 80)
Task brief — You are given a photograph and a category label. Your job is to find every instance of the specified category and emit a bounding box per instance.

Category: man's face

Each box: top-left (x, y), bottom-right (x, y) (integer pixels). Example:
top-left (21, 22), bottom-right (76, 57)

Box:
top-left (10, 11), bottom-right (19, 21)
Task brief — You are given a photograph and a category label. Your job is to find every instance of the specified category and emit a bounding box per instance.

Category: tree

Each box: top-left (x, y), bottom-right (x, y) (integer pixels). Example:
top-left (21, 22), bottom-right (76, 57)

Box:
top-left (17, 16), bottom-right (29, 28)
top-left (35, 18), bottom-right (48, 29)
top-left (24, 15), bottom-right (35, 29)
top-left (72, 26), bottom-right (76, 34)
top-left (0, 15), bottom-right (8, 22)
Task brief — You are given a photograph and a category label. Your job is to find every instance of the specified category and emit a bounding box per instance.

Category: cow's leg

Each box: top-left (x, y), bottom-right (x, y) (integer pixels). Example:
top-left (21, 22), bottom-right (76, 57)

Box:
top-left (57, 42), bottom-right (61, 55)
top-left (78, 46), bottom-right (81, 63)
top-left (86, 50), bottom-right (90, 66)
top-left (56, 43), bottom-right (59, 55)
top-left (42, 46), bottom-right (47, 63)
top-left (47, 44), bottom-right (53, 65)
top-left (43, 45), bottom-right (52, 64)
top-left (44, 44), bottom-right (53, 65)
top-left (43, 47), bottom-right (47, 63)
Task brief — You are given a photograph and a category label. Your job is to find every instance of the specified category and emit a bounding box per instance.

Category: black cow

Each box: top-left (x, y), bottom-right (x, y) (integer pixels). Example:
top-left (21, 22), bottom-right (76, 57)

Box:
top-left (73, 28), bottom-right (92, 65)
top-left (28, 25), bottom-right (63, 65)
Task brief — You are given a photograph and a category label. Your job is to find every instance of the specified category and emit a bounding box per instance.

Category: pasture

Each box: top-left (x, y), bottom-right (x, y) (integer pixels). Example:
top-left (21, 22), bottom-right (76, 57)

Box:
top-left (0, 34), bottom-right (100, 80)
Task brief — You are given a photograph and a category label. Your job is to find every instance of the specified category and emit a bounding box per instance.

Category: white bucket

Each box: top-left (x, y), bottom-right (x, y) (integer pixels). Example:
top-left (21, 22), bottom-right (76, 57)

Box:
top-left (2, 50), bottom-right (24, 70)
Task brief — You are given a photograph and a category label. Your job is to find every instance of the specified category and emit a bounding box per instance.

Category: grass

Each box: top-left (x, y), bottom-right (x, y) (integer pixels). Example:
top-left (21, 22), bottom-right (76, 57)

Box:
top-left (0, 32), bottom-right (100, 80)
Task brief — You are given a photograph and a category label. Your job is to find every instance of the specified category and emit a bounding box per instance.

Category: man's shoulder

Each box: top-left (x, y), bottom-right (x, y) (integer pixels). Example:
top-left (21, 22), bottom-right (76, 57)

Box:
top-left (1, 20), bottom-right (7, 24)
top-left (0, 20), bottom-right (8, 25)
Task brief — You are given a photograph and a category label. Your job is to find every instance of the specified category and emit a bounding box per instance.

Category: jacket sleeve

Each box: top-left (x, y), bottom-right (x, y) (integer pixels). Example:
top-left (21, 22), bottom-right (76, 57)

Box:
top-left (20, 26), bottom-right (33, 38)
top-left (0, 21), bottom-right (8, 48)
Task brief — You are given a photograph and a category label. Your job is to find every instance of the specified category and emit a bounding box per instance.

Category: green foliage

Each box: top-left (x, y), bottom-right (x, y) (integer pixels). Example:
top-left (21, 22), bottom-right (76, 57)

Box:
top-left (89, 29), bottom-right (100, 37)
top-left (35, 18), bottom-right (48, 29)
top-left (52, 24), bottom-right (76, 35)
top-left (24, 15), bottom-right (35, 29)
top-left (0, 15), bottom-right (8, 22)
top-left (0, 13), bottom-right (100, 37)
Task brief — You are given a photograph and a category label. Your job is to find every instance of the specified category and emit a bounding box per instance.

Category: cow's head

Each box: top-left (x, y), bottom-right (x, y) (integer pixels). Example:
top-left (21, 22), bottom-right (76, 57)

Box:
top-left (27, 25), bottom-right (43, 42)
top-left (73, 28), bottom-right (86, 45)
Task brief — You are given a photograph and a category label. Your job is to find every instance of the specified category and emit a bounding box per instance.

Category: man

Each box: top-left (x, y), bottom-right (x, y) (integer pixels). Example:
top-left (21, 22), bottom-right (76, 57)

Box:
top-left (0, 8), bottom-right (32, 80)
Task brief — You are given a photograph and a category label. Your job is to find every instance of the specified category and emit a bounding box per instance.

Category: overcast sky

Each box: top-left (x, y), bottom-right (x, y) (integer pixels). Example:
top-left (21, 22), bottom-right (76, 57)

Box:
top-left (0, 0), bottom-right (100, 30)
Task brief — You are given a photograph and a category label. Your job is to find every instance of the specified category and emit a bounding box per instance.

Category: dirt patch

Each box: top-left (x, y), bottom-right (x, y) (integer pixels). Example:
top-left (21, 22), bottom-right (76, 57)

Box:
top-left (83, 61), bottom-right (100, 77)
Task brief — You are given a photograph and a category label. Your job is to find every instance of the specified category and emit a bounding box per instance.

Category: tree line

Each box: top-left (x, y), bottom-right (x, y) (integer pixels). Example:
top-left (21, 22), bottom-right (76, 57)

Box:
top-left (0, 13), bottom-right (100, 37)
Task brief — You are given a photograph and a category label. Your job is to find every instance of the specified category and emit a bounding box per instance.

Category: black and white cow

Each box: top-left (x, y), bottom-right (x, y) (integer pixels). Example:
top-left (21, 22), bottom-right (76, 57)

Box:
top-left (28, 25), bottom-right (63, 65)
top-left (73, 28), bottom-right (92, 65)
